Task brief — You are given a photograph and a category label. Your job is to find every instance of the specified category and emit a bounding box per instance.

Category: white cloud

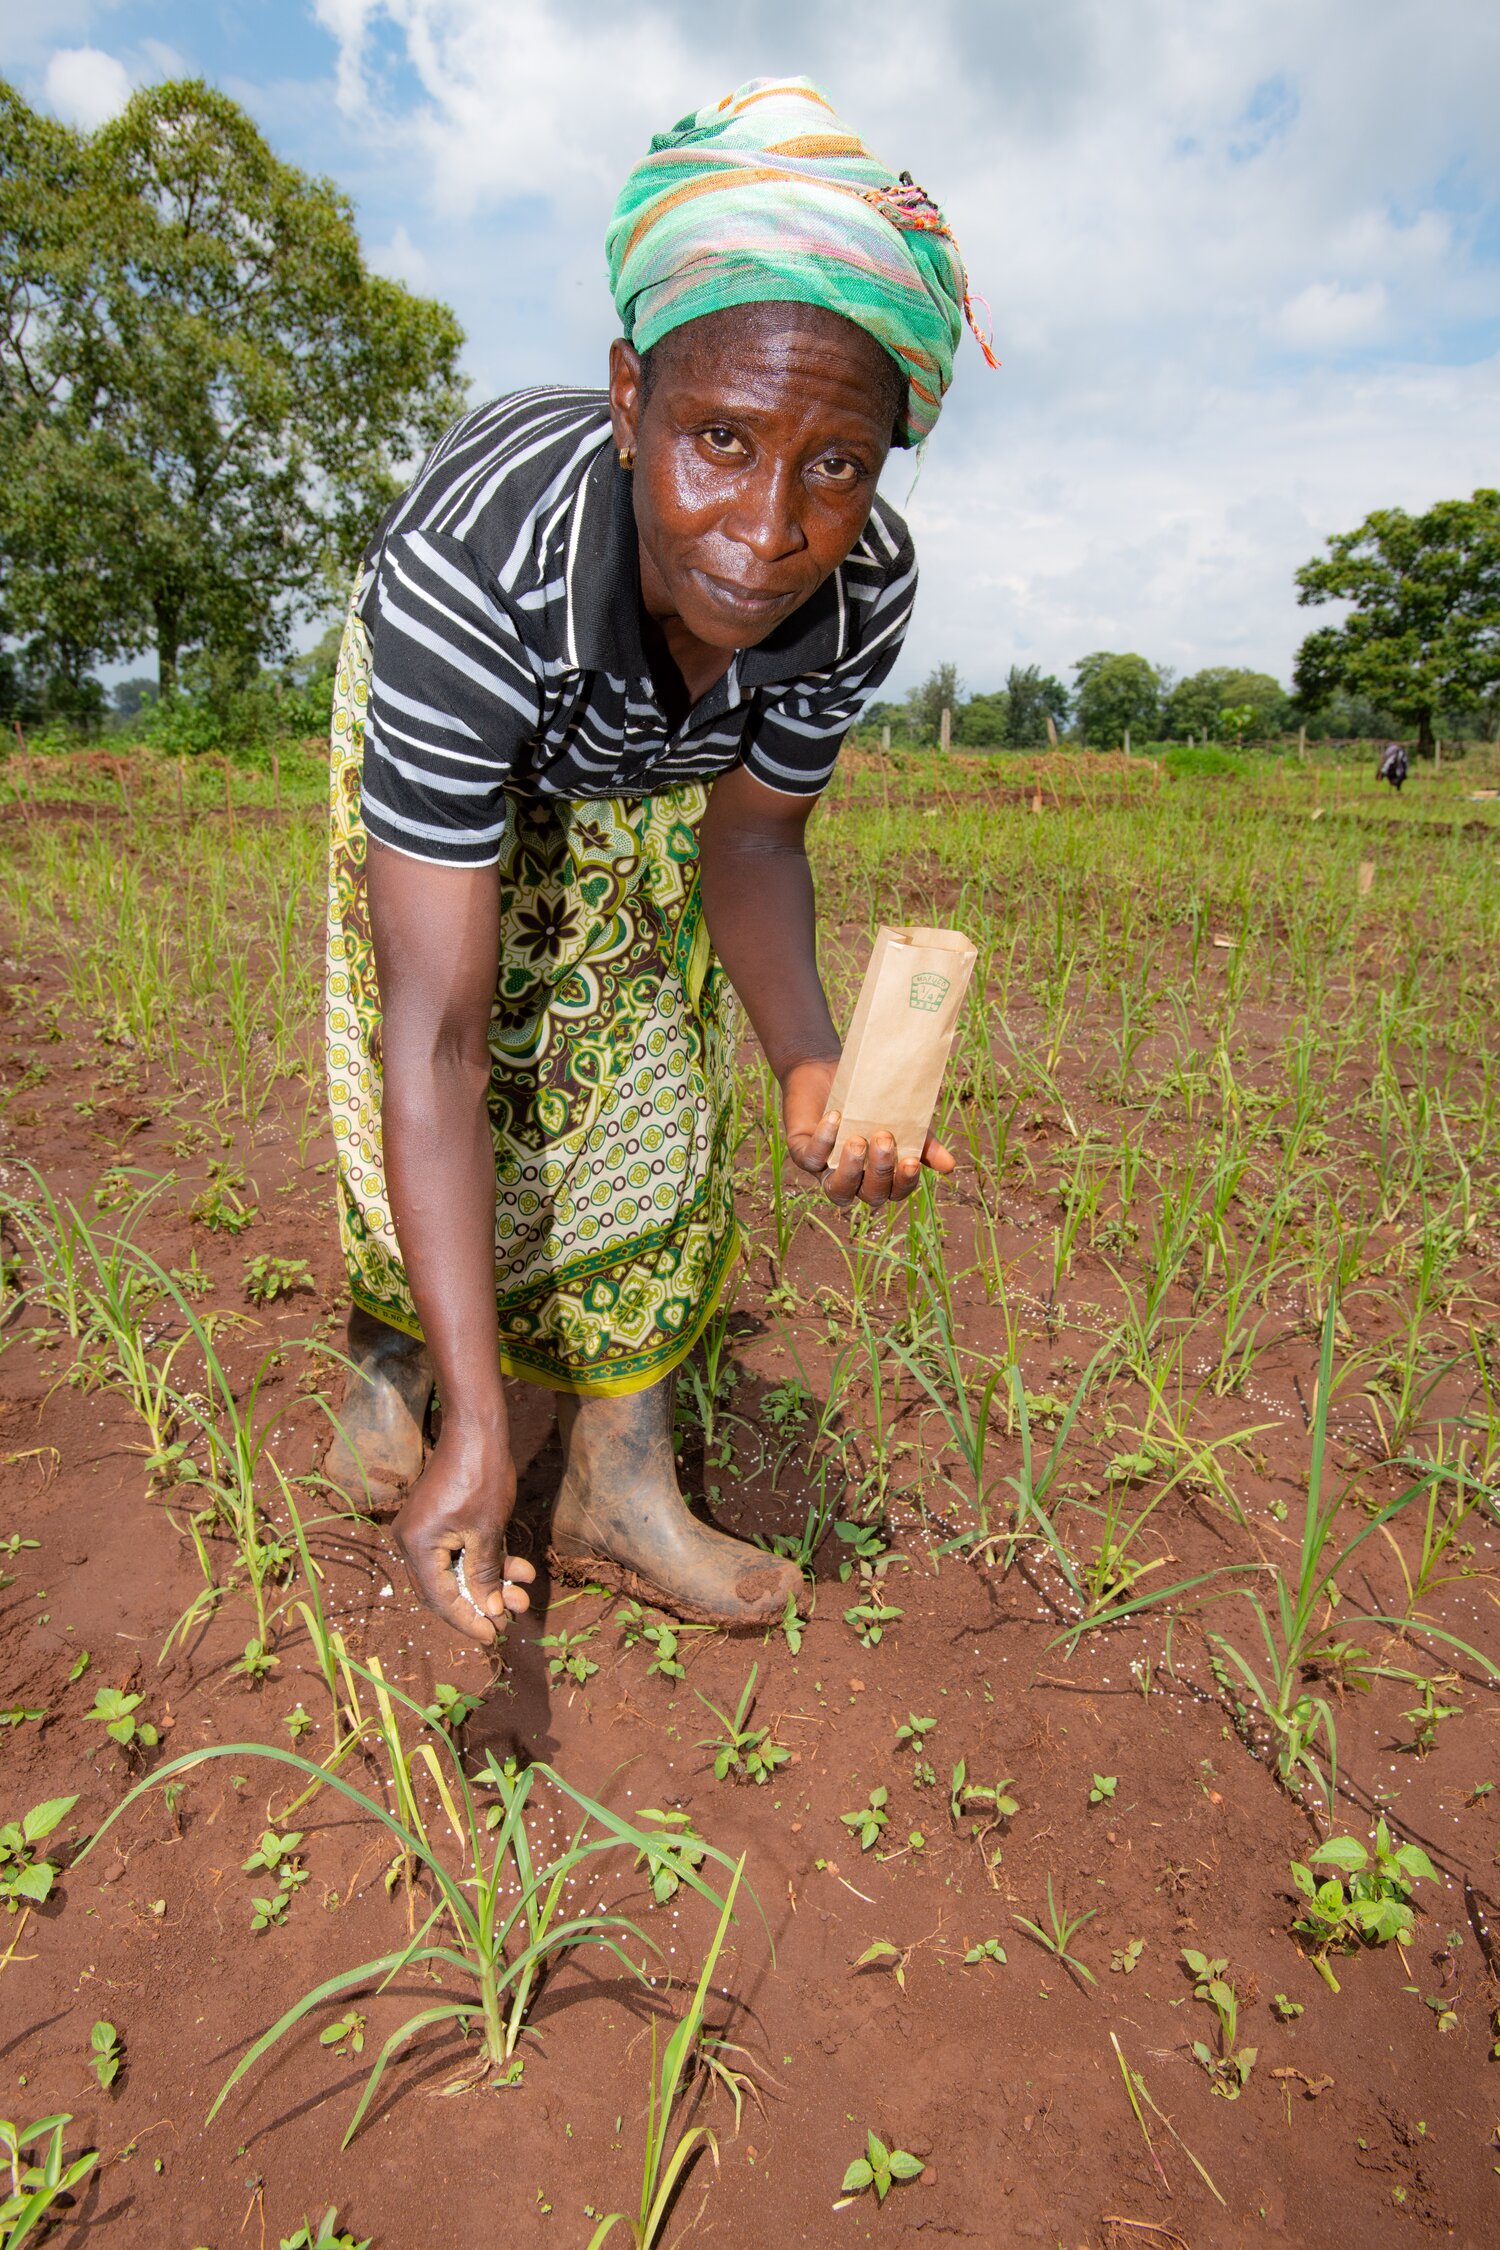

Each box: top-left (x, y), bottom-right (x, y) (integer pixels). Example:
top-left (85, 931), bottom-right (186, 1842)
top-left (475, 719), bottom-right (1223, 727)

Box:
top-left (370, 221), bottom-right (429, 285)
top-left (43, 43), bottom-right (132, 129)
top-left (301, 0), bottom-right (1500, 687)
top-left (1275, 280), bottom-right (1389, 350)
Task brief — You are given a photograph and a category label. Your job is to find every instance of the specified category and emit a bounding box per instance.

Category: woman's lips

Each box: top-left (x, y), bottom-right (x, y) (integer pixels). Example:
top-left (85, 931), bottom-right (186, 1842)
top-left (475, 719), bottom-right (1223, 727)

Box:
top-left (691, 567), bottom-right (800, 619)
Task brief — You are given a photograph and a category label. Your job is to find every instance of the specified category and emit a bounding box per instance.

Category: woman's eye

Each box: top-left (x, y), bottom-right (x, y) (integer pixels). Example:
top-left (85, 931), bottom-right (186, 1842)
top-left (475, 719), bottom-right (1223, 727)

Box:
top-left (817, 455), bottom-right (863, 487)
top-left (702, 426), bottom-right (747, 456)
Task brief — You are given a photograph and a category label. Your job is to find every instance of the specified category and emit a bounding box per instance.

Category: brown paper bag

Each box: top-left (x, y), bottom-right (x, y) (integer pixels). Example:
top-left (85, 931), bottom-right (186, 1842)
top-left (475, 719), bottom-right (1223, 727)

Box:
top-left (826, 925), bottom-right (978, 1168)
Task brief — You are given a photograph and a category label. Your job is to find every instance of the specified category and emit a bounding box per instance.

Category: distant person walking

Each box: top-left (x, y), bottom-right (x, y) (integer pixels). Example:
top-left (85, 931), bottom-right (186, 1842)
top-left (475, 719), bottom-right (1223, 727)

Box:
top-left (1377, 741), bottom-right (1409, 791)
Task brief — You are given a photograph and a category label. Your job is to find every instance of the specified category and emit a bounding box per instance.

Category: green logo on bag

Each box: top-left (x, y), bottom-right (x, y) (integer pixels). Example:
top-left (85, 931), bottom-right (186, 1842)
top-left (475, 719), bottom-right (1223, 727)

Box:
top-left (908, 971), bottom-right (950, 1013)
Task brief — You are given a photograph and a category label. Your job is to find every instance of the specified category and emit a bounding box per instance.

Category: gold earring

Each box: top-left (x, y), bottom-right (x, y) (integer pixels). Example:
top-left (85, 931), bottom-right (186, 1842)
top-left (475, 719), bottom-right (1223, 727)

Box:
top-left (618, 445), bottom-right (635, 471)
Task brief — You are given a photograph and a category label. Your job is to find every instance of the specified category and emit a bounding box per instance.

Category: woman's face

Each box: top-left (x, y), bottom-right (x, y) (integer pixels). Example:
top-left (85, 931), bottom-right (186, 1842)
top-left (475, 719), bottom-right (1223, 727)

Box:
top-left (610, 303), bottom-right (901, 653)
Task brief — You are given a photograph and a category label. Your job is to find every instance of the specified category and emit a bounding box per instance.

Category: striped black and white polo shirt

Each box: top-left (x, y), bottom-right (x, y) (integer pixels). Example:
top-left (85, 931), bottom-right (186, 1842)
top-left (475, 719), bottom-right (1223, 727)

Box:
top-left (357, 386), bottom-right (916, 867)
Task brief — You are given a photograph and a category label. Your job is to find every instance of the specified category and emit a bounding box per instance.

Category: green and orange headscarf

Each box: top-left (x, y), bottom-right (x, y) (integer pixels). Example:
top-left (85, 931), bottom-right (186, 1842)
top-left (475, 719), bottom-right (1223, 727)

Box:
top-left (606, 76), bottom-right (994, 447)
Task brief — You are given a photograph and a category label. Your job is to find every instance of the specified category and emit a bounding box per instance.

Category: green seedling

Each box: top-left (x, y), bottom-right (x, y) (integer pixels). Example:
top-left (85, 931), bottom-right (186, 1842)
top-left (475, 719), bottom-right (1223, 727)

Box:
top-left (694, 1664), bottom-right (789, 1785)
top-left (778, 1591), bottom-right (804, 1654)
top-left (0, 1711), bottom-right (44, 1731)
top-left (962, 1938), bottom-right (1007, 1967)
top-left (838, 2129), bottom-right (924, 2206)
top-left (421, 1683), bottom-right (482, 1733)
top-left (189, 1167), bottom-right (255, 1234)
top-left (1289, 1820), bottom-right (1438, 1990)
top-left (539, 1626), bottom-right (599, 1689)
top-left (283, 1703), bottom-right (313, 1740)
top-left (1111, 1938), bottom-right (1145, 1975)
top-left (843, 1598), bottom-right (902, 1648)
top-left (853, 1938), bottom-right (917, 1989)
top-left (948, 1761), bottom-right (1019, 1866)
top-left (242, 1829), bottom-right (306, 1887)
top-left (318, 2012), bottom-right (366, 2058)
top-left (0, 2113), bottom-right (98, 2241)
top-left (85, 1687), bottom-right (158, 1752)
top-left (242, 1253), bottom-right (314, 1306)
top-left (277, 2211), bottom-right (370, 2250)
top-left (1399, 1676), bottom-right (1462, 1756)
top-left (232, 1637), bottom-right (281, 1683)
top-left (632, 1810), bottom-right (708, 1906)
top-left (894, 1713), bottom-right (937, 1786)
top-left (1182, 1950), bottom-right (1257, 2098)
top-left (835, 1518), bottom-right (895, 1585)
top-left (1089, 1773), bottom-right (1118, 1805)
top-left (89, 2021), bottom-right (123, 2092)
top-left (1013, 1875), bottom-right (1097, 1988)
top-left (83, 1674), bottom-right (750, 2148)
top-left (587, 1860), bottom-right (745, 2249)
top-left (251, 1892), bottom-right (290, 1931)
top-left (841, 1787), bottom-right (890, 1852)
top-left (1271, 1993), bottom-right (1303, 2021)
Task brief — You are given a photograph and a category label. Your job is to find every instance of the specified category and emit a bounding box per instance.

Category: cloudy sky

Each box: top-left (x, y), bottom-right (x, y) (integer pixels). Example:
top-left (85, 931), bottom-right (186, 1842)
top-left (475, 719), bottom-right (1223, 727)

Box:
top-left (9, 0), bottom-right (1499, 696)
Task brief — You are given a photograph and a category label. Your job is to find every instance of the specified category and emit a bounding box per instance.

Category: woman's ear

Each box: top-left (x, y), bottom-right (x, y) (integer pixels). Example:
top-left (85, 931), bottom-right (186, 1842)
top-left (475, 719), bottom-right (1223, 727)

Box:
top-left (608, 338), bottom-right (644, 457)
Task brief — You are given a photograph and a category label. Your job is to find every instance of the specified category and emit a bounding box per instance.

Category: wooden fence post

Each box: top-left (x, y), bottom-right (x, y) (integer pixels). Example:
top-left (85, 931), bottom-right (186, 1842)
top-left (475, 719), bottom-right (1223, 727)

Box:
top-left (880, 723), bottom-right (891, 751)
top-left (939, 706), bottom-right (952, 755)
top-left (1123, 726), bottom-right (1131, 757)
top-left (271, 746), bottom-right (282, 812)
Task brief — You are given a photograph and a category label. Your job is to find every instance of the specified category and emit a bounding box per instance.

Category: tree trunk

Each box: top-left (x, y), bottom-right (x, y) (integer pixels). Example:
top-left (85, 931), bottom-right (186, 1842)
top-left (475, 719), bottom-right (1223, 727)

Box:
top-left (1415, 708), bottom-right (1435, 759)
top-left (155, 601), bottom-right (180, 698)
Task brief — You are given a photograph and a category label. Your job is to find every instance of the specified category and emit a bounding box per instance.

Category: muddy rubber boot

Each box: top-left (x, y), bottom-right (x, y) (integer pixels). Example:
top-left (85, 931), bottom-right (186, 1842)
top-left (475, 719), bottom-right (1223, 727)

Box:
top-left (549, 1381), bottom-right (804, 1627)
top-left (323, 1306), bottom-right (435, 1507)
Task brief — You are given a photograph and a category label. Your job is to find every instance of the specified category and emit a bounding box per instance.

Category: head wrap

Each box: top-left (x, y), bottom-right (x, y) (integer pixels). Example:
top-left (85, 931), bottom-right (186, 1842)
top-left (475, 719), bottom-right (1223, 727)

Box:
top-left (606, 76), bottom-right (994, 447)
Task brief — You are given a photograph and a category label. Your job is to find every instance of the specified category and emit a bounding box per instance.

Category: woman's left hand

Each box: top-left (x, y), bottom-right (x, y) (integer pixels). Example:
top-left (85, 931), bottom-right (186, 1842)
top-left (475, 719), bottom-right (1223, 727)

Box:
top-left (782, 1056), bottom-right (955, 1208)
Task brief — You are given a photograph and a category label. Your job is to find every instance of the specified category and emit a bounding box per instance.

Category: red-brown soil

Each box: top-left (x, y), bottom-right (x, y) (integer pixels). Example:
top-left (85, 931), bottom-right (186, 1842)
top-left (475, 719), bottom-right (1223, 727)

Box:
top-left (3, 801), bottom-right (1499, 2250)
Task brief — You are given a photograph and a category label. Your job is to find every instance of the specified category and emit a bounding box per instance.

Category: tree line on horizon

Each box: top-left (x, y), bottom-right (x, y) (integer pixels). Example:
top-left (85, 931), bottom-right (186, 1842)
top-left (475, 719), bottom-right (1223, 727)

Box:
top-left (0, 77), bottom-right (1496, 762)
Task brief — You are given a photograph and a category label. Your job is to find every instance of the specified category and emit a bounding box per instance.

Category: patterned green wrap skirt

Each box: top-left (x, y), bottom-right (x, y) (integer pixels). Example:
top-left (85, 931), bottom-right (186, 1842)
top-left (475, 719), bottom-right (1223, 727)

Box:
top-left (325, 595), bottom-right (740, 1396)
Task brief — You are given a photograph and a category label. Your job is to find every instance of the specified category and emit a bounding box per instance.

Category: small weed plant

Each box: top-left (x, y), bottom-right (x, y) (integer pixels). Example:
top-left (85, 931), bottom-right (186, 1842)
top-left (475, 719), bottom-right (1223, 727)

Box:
top-left (1290, 1821), bottom-right (1438, 1991)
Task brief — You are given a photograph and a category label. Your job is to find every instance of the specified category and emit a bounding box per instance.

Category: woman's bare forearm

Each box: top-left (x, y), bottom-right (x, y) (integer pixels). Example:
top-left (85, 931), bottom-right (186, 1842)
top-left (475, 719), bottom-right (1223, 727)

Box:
top-left (366, 842), bottom-right (508, 1461)
top-left (699, 766), bottom-right (838, 1080)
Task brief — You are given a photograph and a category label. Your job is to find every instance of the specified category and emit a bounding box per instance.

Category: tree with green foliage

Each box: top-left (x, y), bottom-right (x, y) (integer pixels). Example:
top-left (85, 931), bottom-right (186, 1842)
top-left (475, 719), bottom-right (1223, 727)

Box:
top-left (1166, 667), bottom-right (1287, 742)
top-left (1072, 651), bottom-right (1163, 748)
top-left (1293, 491), bottom-right (1500, 757)
top-left (1003, 662), bottom-right (1069, 746)
top-left (953, 688), bottom-right (1009, 746)
top-left (0, 78), bottom-right (466, 710)
top-left (905, 660), bottom-right (964, 743)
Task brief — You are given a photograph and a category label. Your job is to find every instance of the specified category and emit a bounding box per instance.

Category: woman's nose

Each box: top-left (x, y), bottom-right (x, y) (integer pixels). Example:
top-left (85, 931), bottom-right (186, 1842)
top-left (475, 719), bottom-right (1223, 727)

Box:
top-left (726, 464), bottom-right (807, 562)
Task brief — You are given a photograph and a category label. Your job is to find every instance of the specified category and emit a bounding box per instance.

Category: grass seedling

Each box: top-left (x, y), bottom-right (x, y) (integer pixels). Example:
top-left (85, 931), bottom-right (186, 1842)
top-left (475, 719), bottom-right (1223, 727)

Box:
top-left (0, 2113), bottom-right (98, 2243)
top-left (1109, 2033), bottom-right (1226, 2207)
top-left (1013, 1875), bottom-right (1098, 1988)
top-left (88, 2022), bottom-right (122, 2092)
top-left (0, 1798), bottom-right (76, 1912)
top-left (694, 1665), bottom-right (789, 1785)
top-left (80, 1659), bottom-right (751, 2145)
top-left (587, 1859), bottom-right (745, 2250)
top-left (1289, 1821), bottom-right (1438, 1991)
top-left (1206, 1292), bottom-right (1500, 1809)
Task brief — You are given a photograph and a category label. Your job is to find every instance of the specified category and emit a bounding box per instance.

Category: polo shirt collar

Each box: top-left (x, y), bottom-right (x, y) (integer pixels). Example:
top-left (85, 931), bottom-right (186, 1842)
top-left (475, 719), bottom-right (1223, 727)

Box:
top-left (564, 447), bottom-right (847, 686)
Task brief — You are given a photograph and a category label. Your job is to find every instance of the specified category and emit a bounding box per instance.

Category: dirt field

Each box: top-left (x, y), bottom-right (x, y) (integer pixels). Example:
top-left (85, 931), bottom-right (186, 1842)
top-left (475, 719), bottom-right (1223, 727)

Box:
top-left (2, 747), bottom-right (1498, 2248)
